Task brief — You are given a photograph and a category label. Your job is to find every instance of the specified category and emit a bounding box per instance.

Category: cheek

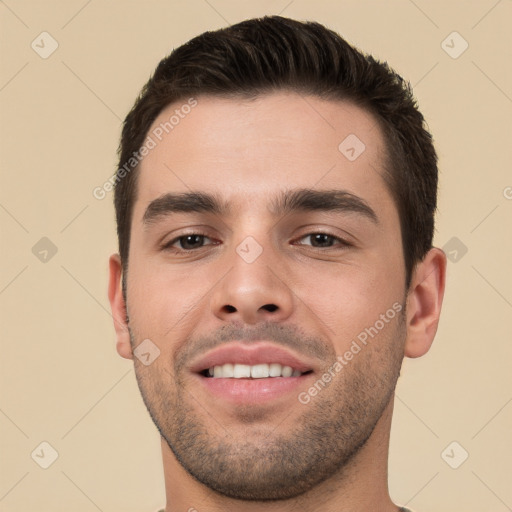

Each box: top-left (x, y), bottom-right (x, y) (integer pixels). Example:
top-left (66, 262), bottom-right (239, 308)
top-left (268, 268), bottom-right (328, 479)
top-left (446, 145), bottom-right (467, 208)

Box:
top-left (126, 257), bottom-right (211, 338)
top-left (302, 260), bottom-right (402, 348)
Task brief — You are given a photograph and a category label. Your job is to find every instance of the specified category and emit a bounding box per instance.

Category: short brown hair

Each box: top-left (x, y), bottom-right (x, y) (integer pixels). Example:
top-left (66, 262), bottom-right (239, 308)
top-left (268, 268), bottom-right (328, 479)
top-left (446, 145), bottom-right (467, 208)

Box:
top-left (114, 15), bottom-right (438, 289)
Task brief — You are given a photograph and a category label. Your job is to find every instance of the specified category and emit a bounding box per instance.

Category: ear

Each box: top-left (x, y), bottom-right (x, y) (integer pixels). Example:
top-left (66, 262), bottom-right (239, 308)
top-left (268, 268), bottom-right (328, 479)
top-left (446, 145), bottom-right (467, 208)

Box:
top-left (404, 247), bottom-right (447, 358)
top-left (108, 253), bottom-right (133, 360)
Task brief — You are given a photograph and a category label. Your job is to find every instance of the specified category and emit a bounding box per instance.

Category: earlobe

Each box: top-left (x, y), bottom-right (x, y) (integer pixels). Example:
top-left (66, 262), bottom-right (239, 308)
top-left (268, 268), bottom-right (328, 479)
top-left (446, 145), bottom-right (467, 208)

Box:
top-left (108, 253), bottom-right (133, 360)
top-left (404, 248), bottom-right (447, 358)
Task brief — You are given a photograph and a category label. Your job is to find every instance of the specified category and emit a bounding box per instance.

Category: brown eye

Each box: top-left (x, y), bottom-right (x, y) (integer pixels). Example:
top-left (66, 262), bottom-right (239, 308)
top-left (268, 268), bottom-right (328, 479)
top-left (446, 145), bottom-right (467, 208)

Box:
top-left (163, 233), bottom-right (215, 252)
top-left (308, 233), bottom-right (336, 247)
top-left (176, 234), bottom-right (207, 250)
top-left (297, 233), bottom-right (349, 248)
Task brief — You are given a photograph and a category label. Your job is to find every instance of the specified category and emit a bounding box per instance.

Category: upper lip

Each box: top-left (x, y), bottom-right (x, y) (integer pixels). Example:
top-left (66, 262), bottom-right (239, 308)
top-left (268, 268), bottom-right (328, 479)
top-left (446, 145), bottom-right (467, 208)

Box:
top-left (189, 342), bottom-right (317, 374)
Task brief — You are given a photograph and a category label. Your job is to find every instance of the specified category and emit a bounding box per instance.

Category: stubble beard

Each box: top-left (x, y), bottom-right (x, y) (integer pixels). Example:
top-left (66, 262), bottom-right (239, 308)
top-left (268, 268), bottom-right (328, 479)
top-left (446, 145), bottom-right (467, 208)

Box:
top-left (129, 314), bottom-right (406, 501)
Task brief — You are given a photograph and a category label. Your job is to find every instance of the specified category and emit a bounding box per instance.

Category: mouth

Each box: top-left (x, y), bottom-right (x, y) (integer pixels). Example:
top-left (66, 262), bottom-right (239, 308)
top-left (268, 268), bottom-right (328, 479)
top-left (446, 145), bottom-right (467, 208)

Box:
top-left (189, 342), bottom-right (317, 404)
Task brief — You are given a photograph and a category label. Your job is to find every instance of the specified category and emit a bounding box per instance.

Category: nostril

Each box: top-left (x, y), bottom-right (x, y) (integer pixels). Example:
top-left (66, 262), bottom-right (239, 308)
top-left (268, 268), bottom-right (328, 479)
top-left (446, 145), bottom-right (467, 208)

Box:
top-left (262, 304), bottom-right (278, 312)
top-left (223, 305), bottom-right (237, 313)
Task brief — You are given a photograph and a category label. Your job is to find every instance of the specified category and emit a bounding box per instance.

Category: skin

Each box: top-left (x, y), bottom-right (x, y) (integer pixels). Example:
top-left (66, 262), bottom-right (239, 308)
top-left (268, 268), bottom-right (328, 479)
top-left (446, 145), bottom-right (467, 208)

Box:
top-left (108, 92), bottom-right (446, 512)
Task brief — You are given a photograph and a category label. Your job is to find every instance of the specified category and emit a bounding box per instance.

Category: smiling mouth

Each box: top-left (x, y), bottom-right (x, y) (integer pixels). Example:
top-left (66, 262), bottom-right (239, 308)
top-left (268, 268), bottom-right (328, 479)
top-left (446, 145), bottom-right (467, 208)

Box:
top-left (200, 363), bottom-right (314, 379)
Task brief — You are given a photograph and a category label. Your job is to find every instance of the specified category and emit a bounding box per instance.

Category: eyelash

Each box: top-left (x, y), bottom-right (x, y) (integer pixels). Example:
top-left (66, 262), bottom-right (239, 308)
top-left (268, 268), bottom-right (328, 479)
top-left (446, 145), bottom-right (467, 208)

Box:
top-left (161, 232), bottom-right (352, 253)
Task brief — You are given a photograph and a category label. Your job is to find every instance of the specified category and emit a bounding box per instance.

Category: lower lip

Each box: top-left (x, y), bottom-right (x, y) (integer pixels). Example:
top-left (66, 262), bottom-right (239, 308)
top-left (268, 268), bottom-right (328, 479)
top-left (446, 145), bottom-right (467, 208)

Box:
top-left (195, 374), bottom-right (311, 404)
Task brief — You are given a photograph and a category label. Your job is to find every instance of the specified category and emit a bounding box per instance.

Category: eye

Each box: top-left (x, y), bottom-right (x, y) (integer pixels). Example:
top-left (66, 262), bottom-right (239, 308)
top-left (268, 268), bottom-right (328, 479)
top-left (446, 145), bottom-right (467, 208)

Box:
top-left (295, 232), bottom-right (350, 248)
top-left (163, 233), bottom-right (216, 251)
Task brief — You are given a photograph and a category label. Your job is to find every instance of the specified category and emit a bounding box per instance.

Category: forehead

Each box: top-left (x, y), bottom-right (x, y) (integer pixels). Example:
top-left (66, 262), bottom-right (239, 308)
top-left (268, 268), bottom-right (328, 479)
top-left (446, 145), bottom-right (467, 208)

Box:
top-left (134, 92), bottom-right (390, 215)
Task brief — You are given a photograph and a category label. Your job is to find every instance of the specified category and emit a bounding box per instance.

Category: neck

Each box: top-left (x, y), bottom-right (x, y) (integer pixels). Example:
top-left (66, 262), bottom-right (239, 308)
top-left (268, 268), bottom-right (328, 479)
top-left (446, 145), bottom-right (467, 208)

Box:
top-left (161, 396), bottom-right (399, 512)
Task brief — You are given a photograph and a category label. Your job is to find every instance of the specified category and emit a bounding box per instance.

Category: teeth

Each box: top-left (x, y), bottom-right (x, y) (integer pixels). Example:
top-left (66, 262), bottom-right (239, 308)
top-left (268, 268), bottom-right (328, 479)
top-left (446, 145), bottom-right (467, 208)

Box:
top-left (221, 363), bottom-right (234, 377)
top-left (251, 363), bottom-right (269, 378)
top-left (207, 363), bottom-right (304, 378)
top-left (281, 365), bottom-right (293, 377)
top-left (233, 364), bottom-right (251, 378)
top-left (269, 363), bottom-right (282, 377)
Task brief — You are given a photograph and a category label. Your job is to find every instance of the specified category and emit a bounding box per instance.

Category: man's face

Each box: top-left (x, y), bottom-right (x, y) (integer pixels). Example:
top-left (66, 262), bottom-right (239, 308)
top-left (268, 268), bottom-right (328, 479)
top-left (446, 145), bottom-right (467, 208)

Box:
top-left (124, 93), bottom-right (407, 499)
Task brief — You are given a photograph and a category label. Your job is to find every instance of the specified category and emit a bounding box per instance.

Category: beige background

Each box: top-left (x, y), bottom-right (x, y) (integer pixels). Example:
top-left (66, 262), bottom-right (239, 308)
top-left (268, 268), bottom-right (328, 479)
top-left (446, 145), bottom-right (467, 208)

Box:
top-left (1, 0), bottom-right (511, 511)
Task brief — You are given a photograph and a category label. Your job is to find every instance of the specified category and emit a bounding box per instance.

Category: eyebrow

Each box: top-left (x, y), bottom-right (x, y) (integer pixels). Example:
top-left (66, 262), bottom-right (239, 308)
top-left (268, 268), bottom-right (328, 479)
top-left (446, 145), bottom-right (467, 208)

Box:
top-left (142, 188), bottom-right (378, 227)
top-left (142, 191), bottom-right (230, 226)
top-left (270, 188), bottom-right (378, 224)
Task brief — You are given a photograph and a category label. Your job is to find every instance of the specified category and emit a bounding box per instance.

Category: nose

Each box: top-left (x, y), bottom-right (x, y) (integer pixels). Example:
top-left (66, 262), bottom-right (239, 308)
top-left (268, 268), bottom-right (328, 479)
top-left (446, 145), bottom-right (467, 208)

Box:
top-left (210, 244), bottom-right (295, 325)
